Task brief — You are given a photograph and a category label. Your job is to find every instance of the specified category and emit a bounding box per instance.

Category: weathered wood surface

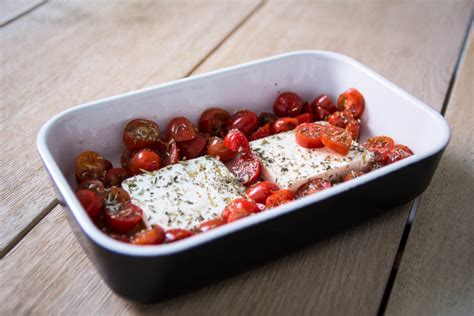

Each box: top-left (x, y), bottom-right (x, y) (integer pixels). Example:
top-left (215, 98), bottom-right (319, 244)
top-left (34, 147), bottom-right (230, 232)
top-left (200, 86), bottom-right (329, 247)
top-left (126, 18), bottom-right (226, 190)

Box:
top-left (0, 0), bottom-right (44, 26)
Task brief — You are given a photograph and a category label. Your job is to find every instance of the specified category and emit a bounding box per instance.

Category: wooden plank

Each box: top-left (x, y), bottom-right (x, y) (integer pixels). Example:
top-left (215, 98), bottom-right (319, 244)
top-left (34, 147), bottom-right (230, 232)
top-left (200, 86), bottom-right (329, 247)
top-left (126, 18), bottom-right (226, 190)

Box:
top-left (0, 1), bottom-right (472, 315)
top-left (386, 30), bottom-right (474, 316)
top-left (0, 0), bottom-right (44, 26)
top-left (0, 0), bottom-right (261, 254)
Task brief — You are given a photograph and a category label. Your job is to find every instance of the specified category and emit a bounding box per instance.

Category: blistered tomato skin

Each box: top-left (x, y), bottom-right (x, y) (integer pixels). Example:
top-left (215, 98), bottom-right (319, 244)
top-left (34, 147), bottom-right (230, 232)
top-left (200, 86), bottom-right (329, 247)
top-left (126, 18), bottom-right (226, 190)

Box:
top-left (198, 218), bottom-right (227, 232)
top-left (224, 129), bottom-right (250, 155)
top-left (338, 88), bottom-right (365, 119)
top-left (105, 203), bottom-right (143, 233)
top-left (311, 95), bottom-right (337, 120)
top-left (123, 119), bottom-right (161, 151)
top-left (273, 117), bottom-right (299, 134)
top-left (77, 179), bottom-right (105, 196)
top-left (199, 108), bottom-right (230, 138)
top-left (273, 92), bottom-right (303, 117)
top-left (165, 229), bottom-right (194, 243)
top-left (162, 140), bottom-right (180, 167)
top-left (105, 168), bottom-right (130, 187)
top-left (75, 151), bottom-right (112, 183)
top-left (295, 122), bottom-right (327, 148)
top-left (227, 110), bottom-right (259, 136)
top-left (296, 112), bottom-right (314, 124)
top-left (166, 117), bottom-right (197, 142)
top-left (226, 154), bottom-right (261, 186)
top-left (222, 198), bottom-right (260, 222)
top-left (246, 181), bottom-right (280, 204)
top-left (129, 149), bottom-right (161, 175)
top-left (363, 136), bottom-right (395, 152)
top-left (387, 144), bottom-right (413, 164)
top-left (327, 111), bottom-right (354, 128)
top-left (178, 132), bottom-right (208, 160)
top-left (75, 189), bottom-right (103, 221)
top-left (296, 178), bottom-right (332, 198)
top-left (321, 125), bottom-right (353, 156)
top-left (265, 190), bottom-right (295, 208)
top-left (249, 123), bottom-right (272, 141)
top-left (207, 137), bottom-right (237, 162)
top-left (131, 225), bottom-right (165, 245)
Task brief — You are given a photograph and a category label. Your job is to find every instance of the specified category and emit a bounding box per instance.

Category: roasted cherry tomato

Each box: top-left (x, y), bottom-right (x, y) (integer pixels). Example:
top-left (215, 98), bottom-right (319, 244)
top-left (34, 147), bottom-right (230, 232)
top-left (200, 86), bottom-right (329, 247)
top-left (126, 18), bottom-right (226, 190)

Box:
top-left (387, 144), bottom-right (414, 164)
top-left (227, 110), bottom-right (259, 136)
top-left (258, 112), bottom-right (278, 126)
top-left (224, 129), bottom-right (250, 155)
top-left (346, 120), bottom-right (361, 140)
top-left (207, 136), bottom-right (237, 162)
top-left (165, 229), bottom-right (194, 243)
top-left (128, 149), bottom-right (161, 175)
top-left (302, 101), bottom-right (312, 114)
top-left (103, 187), bottom-right (131, 205)
top-left (104, 202), bottom-right (143, 233)
top-left (162, 139), bottom-right (180, 167)
top-left (245, 181), bottom-right (280, 204)
top-left (338, 88), bottom-right (365, 119)
top-left (226, 154), bottom-right (261, 186)
top-left (104, 168), bottom-right (130, 187)
top-left (249, 123), bottom-right (272, 141)
top-left (296, 112), bottom-right (314, 124)
top-left (77, 179), bottom-right (105, 196)
top-left (273, 92), bottom-right (303, 117)
top-left (295, 122), bottom-right (327, 148)
top-left (363, 136), bottom-right (395, 152)
top-left (198, 218), bottom-right (227, 232)
top-left (123, 119), bottom-right (161, 151)
top-left (295, 178), bottom-right (332, 198)
top-left (265, 189), bottom-right (295, 208)
top-left (327, 111), bottom-right (354, 128)
top-left (321, 125), bottom-right (353, 155)
top-left (131, 225), bottom-right (165, 245)
top-left (273, 117), bottom-right (299, 134)
top-left (120, 149), bottom-right (136, 169)
top-left (75, 151), bottom-right (112, 183)
top-left (310, 95), bottom-right (337, 120)
top-left (106, 232), bottom-right (130, 243)
top-left (75, 189), bottom-right (103, 221)
top-left (178, 132), bottom-right (208, 159)
top-left (222, 198), bottom-right (260, 222)
top-left (198, 108), bottom-right (230, 138)
top-left (166, 117), bottom-right (197, 142)
top-left (343, 170), bottom-right (365, 182)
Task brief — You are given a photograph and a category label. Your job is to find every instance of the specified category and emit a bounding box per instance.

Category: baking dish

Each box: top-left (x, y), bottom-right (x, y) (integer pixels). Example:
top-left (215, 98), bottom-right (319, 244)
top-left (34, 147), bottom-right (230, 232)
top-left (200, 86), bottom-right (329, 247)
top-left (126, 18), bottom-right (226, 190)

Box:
top-left (37, 51), bottom-right (449, 302)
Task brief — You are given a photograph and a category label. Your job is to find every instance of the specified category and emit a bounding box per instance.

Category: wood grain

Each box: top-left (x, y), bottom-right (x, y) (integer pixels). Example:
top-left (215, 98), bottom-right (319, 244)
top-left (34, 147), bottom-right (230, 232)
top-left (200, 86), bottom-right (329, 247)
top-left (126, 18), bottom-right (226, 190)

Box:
top-left (0, 0), bottom-right (44, 26)
top-left (0, 0), bottom-right (260, 254)
top-left (385, 30), bottom-right (474, 316)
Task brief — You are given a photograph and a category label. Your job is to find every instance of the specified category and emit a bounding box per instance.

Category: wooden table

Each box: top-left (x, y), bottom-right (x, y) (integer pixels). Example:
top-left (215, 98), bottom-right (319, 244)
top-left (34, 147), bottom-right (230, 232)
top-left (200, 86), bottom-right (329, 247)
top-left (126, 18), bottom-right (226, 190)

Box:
top-left (1, 1), bottom-right (473, 315)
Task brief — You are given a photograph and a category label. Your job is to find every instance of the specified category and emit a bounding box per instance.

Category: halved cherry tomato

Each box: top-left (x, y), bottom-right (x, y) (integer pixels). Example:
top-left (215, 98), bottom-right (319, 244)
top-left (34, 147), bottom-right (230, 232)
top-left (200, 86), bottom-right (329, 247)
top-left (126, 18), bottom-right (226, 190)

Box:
top-left (222, 198), bottom-right (260, 222)
top-left (295, 122), bottom-right (327, 148)
top-left (226, 154), bottom-right (261, 186)
top-left (162, 139), bottom-right (180, 166)
top-left (166, 117), bottom-right (197, 142)
top-left (120, 149), bottom-right (136, 169)
top-left (198, 108), bottom-right (230, 138)
top-left (258, 112), bottom-right (278, 126)
top-left (178, 132), bottom-right (207, 160)
top-left (245, 181), bottom-right (280, 204)
top-left (198, 218), bottom-right (227, 232)
top-left (321, 125), bottom-right (352, 155)
top-left (387, 144), bottom-right (414, 164)
top-left (75, 151), bottom-right (112, 183)
top-left (273, 92), bottom-right (303, 117)
top-left (207, 136), bottom-right (237, 162)
top-left (123, 119), bottom-right (161, 151)
top-left (310, 95), bottom-right (337, 120)
top-left (131, 225), bottom-right (165, 245)
top-left (104, 202), bottom-right (143, 233)
top-left (227, 110), bottom-right (259, 136)
top-left (77, 179), bottom-right (105, 196)
top-left (295, 178), bottom-right (332, 198)
top-left (128, 149), bottom-right (161, 175)
top-left (223, 129), bottom-right (250, 155)
top-left (106, 231), bottom-right (130, 243)
top-left (363, 136), bottom-right (395, 152)
top-left (327, 111), bottom-right (354, 128)
top-left (103, 187), bottom-right (131, 205)
top-left (346, 120), bottom-right (361, 140)
top-left (343, 170), bottom-right (365, 182)
top-left (373, 148), bottom-right (391, 165)
top-left (104, 168), bottom-right (130, 187)
top-left (273, 117), bottom-right (299, 134)
top-left (265, 189), bottom-right (295, 208)
top-left (75, 189), bottom-right (103, 220)
top-left (249, 123), bottom-right (272, 141)
top-left (165, 229), bottom-right (194, 243)
top-left (296, 112), bottom-right (314, 124)
top-left (338, 88), bottom-right (365, 119)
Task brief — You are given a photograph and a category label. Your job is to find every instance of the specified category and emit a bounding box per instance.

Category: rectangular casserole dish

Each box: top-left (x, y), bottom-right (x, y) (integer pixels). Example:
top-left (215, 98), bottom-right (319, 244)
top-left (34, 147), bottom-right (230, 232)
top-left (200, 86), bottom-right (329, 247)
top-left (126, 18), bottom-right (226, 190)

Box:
top-left (37, 51), bottom-right (450, 302)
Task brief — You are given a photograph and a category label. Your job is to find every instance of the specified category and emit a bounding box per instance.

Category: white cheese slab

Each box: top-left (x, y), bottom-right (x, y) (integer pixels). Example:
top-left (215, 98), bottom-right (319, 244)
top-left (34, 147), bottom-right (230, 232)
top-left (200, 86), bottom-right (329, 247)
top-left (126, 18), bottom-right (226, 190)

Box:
top-left (250, 130), bottom-right (374, 191)
top-left (122, 156), bottom-right (245, 230)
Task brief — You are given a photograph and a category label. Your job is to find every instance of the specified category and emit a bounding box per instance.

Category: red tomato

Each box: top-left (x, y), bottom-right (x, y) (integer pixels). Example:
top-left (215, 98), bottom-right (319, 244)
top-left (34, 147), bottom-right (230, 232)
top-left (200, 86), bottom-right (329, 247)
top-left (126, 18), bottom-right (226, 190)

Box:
top-left (131, 225), bottom-right (165, 245)
top-left (346, 120), bottom-right (361, 140)
top-left (105, 203), bottom-right (143, 233)
top-left (258, 112), bottom-right (278, 126)
top-left (198, 108), bottom-right (230, 138)
top-left (120, 149), bottom-right (136, 169)
top-left (226, 154), bottom-right (261, 186)
top-left (222, 198), bottom-right (260, 222)
top-left (321, 125), bottom-right (352, 155)
top-left (223, 129), bottom-right (250, 155)
top-left (207, 136), bottom-right (237, 162)
top-left (245, 181), bottom-right (280, 204)
top-left (343, 170), bottom-right (365, 182)
top-left (327, 111), bottom-right (354, 128)
top-left (104, 168), bottom-right (130, 187)
top-left (77, 179), bottom-right (105, 196)
top-left (106, 232), bottom-right (130, 243)
top-left (273, 92), bottom-right (303, 117)
top-left (373, 148), bottom-right (391, 165)
top-left (75, 151), bottom-right (112, 183)
top-left (227, 110), bottom-right (259, 136)
top-left (249, 123), bottom-right (272, 141)
top-left (296, 112), bottom-right (314, 124)
top-left (363, 136), bottom-right (395, 152)
top-left (265, 189), bottom-right (295, 208)
top-left (75, 189), bottom-right (103, 220)
top-left (162, 140), bottom-right (180, 167)
top-left (166, 117), bottom-right (197, 142)
top-left (295, 178), bottom-right (332, 198)
top-left (310, 95), bottom-right (337, 120)
top-left (123, 119), bottom-right (161, 151)
top-left (295, 122), bottom-right (327, 148)
top-left (198, 218), bottom-right (227, 232)
top-left (165, 229), bottom-right (194, 243)
top-left (273, 117), bottom-right (299, 134)
top-left (302, 101), bottom-right (312, 114)
top-left (387, 144), bottom-right (414, 164)
top-left (103, 187), bottom-right (131, 205)
top-left (128, 149), bottom-right (161, 175)
top-left (178, 132), bottom-right (208, 160)
top-left (338, 88), bottom-right (365, 119)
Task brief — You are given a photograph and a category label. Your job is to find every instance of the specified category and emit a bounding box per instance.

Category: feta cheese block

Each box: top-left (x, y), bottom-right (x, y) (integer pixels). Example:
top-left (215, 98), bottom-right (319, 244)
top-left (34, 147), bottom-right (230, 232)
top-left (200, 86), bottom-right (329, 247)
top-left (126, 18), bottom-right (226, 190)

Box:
top-left (122, 156), bottom-right (245, 230)
top-left (250, 130), bottom-right (374, 191)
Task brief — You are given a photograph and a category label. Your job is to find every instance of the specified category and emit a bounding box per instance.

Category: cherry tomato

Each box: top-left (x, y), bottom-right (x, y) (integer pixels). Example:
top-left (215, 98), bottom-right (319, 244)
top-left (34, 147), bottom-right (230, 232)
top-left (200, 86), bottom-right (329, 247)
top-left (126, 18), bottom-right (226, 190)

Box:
top-left (363, 136), bottom-right (395, 152)
top-left (75, 189), bottom-right (103, 221)
top-left (222, 198), bottom-right (260, 222)
top-left (131, 225), bottom-right (166, 245)
top-left (346, 120), bottom-right (361, 140)
top-left (273, 92), bottom-right (303, 117)
top-left (226, 154), bottom-right (261, 186)
top-left (123, 119), bottom-right (161, 151)
top-left (387, 144), bottom-right (414, 164)
top-left (338, 88), bottom-right (365, 119)
top-left (265, 190), bottom-right (295, 208)
top-left (77, 179), bottom-right (105, 196)
top-left (373, 148), bottom-right (391, 165)
top-left (327, 111), bottom-right (354, 128)
top-left (104, 202), bottom-right (143, 233)
top-left (178, 132), bottom-right (208, 159)
top-left (273, 117), bottom-right (299, 134)
top-left (207, 137), bottom-right (237, 162)
top-left (296, 112), bottom-right (314, 124)
top-left (198, 108), bottom-right (230, 138)
top-left (103, 187), bottom-right (131, 205)
top-left (198, 218), bottom-right (227, 232)
top-left (223, 129), bottom-right (250, 155)
top-left (120, 149), bottom-right (136, 169)
top-left (106, 232), bottom-right (130, 243)
top-left (249, 123), bottom-right (272, 141)
top-left (162, 139), bottom-right (180, 167)
top-left (227, 110), bottom-right (259, 136)
top-left (310, 95), bottom-right (337, 120)
top-left (258, 112), bottom-right (278, 126)
top-left (343, 170), bottom-right (365, 182)
top-left (104, 168), bottom-right (130, 187)
top-left (295, 178), bottom-right (332, 198)
top-left (295, 122), bottom-right (327, 148)
top-left (166, 117), bottom-right (197, 142)
top-left (75, 151), bottom-right (112, 183)
top-left (165, 229), bottom-right (194, 243)
top-left (302, 101), bottom-right (312, 114)
top-left (321, 125), bottom-right (353, 155)
top-left (245, 181), bottom-right (280, 204)
top-left (128, 149), bottom-right (161, 175)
